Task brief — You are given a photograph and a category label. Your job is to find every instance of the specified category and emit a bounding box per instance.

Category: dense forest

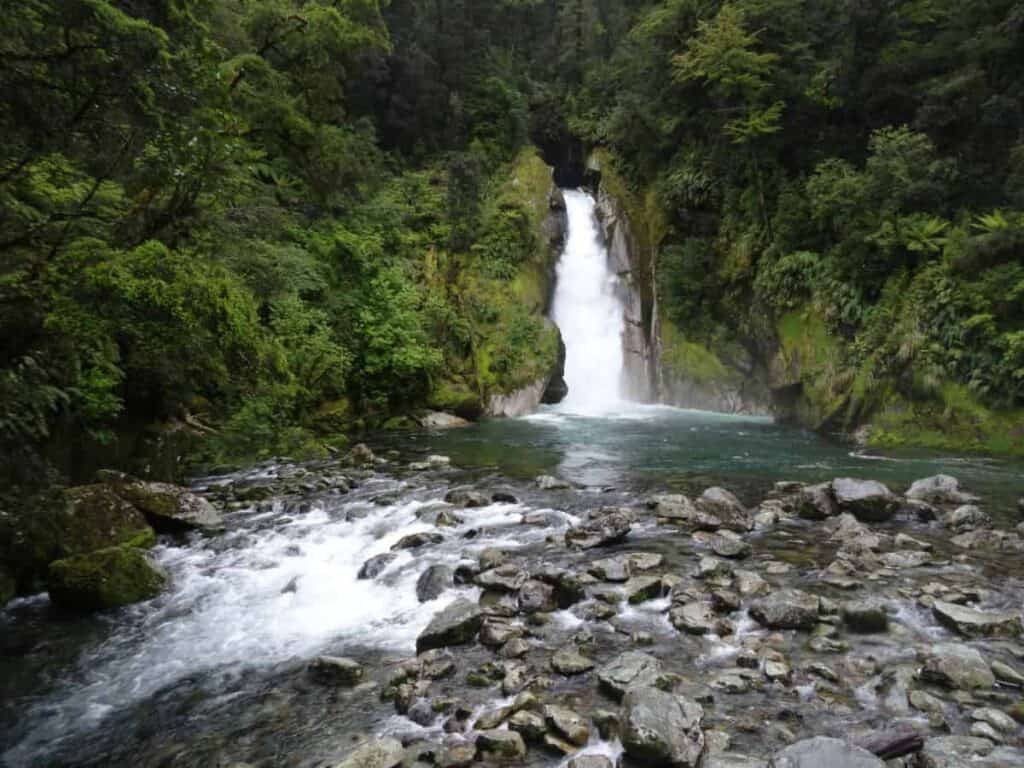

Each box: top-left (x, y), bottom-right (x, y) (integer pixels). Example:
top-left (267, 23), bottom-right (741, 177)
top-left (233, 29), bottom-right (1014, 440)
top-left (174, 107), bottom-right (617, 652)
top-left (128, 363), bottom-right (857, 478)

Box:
top-left (2, 0), bottom-right (1023, 491)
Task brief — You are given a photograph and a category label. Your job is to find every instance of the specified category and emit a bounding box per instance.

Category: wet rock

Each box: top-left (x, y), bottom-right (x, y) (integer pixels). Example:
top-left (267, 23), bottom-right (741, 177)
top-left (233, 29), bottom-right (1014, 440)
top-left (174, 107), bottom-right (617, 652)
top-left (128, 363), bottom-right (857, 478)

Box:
top-left (480, 616), bottom-right (524, 647)
top-left (589, 556), bottom-right (631, 582)
top-left (916, 736), bottom-right (994, 768)
top-left (931, 600), bottom-right (1021, 638)
top-left (508, 710), bottom-right (546, 742)
top-left (797, 482), bottom-right (837, 520)
top-left (544, 704), bottom-right (590, 746)
top-left (749, 589), bottom-right (820, 630)
top-left (991, 659), bottom-right (1024, 687)
top-left (478, 548), bottom-right (506, 571)
top-left (909, 689), bottom-right (946, 715)
top-left (343, 443), bottom-right (378, 467)
top-left (420, 412), bottom-right (470, 429)
top-left (906, 475), bottom-right (979, 507)
top-left (598, 651), bottom-right (664, 700)
top-left (831, 478), bottom-right (899, 522)
top-left (919, 643), bottom-right (995, 689)
top-left (950, 529), bottom-right (1024, 552)
top-left (58, 484), bottom-right (156, 556)
top-left (551, 646), bottom-right (595, 676)
top-left (670, 601), bottom-right (718, 635)
top-left (407, 698), bottom-right (437, 726)
top-left (416, 599), bottom-right (482, 653)
top-left (443, 489), bottom-right (489, 508)
top-left (697, 556), bottom-right (735, 586)
top-left (942, 504), bottom-right (992, 532)
top-left (568, 757), bottom-right (614, 768)
top-left (475, 705), bottom-right (513, 730)
top-left (565, 511), bottom-right (631, 549)
top-left (707, 530), bottom-right (751, 559)
top-left (491, 491), bottom-right (518, 504)
top-left (110, 479), bottom-right (224, 533)
top-left (518, 580), bottom-right (556, 613)
top-left (879, 550), bottom-right (930, 569)
top-left (735, 569), bottom-right (769, 597)
top-left (826, 513), bottom-right (883, 552)
top-left (308, 656), bottom-right (363, 685)
top-left (971, 707), bottom-right (1017, 734)
top-left (416, 565), bottom-right (454, 602)
top-left (47, 545), bottom-right (166, 610)
top-left (392, 532), bottom-right (444, 551)
top-left (621, 686), bottom-right (705, 767)
top-left (336, 737), bottom-right (404, 768)
top-left (695, 487), bottom-right (753, 532)
top-left (650, 493), bottom-right (699, 522)
top-left (625, 575), bottom-right (664, 604)
top-left (768, 737), bottom-right (884, 768)
top-left (537, 475), bottom-right (571, 490)
top-left (476, 564), bottom-right (528, 593)
top-left (842, 598), bottom-right (889, 633)
top-left (476, 730), bottom-right (526, 762)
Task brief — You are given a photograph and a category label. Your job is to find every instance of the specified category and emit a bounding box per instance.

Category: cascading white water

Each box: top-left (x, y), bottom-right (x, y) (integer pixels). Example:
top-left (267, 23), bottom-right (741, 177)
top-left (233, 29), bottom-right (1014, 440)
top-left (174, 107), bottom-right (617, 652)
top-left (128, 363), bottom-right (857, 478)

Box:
top-left (551, 190), bottom-right (628, 414)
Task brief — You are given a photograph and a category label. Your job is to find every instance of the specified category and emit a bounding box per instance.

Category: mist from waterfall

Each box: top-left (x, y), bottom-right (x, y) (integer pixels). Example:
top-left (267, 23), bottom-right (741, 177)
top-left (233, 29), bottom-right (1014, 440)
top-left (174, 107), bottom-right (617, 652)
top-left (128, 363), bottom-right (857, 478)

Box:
top-left (551, 190), bottom-right (627, 415)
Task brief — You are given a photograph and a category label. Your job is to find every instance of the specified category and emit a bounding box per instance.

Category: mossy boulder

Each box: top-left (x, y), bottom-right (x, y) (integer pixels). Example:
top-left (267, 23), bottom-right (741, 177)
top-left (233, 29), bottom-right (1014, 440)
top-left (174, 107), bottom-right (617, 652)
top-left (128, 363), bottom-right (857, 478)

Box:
top-left (107, 478), bottom-right (223, 533)
top-left (60, 485), bottom-right (155, 556)
top-left (48, 545), bottom-right (166, 611)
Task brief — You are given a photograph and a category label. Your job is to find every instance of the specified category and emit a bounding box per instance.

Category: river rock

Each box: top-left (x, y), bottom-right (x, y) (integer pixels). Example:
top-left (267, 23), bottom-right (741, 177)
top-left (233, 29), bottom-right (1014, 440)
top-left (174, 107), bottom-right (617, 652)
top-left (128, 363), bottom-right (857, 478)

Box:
top-left (568, 757), bottom-right (614, 768)
top-left (416, 599), bottom-right (482, 653)
top-left (537, 475), bottom-right (571, 490)
top-left (589, 556), bottom-right (631, 582)
top-left (695, 487), bottom-right (753, 532)
top-left (358, 552), bottom-right (397, 579)
top-left (476, 564), bottom-right (527, 592)
top-left (112, 479), bottom-right (223, 532)
top-left (444, 489), bottom-right (489, 508)
top-left (598, 651), bottom-right (664, 699)
top-left (831, 478), bottom-right (899, 522)
top-left (797, 482), bottom-right (837, 520)
top-left (625, 574), bottom-right (664, 604)
top-left (551, 646), bottom-right (595, 675)
top-left (749, 589), bottom-right (820, 630)
top-left (508, 709), bottom-right (546, 742)
top-left (916, 736), bottom-right (994, 768)
top-left (768, 737), bottom-right (884, 768)
top-left (565, 511), bottom-right (631, 549)
top-left (932, 600), bottom-right (1021, 637)
top-left (308, 656), bottom-right (363, 685)
top-left (906, 475), bottom-right (979, 506)
top-left (335, 737), bottom-right (404, 768)
top-left (518, 579), bottom-right (556, 613)
top-left (544, 704), bottom-right (590, 745)
top-left (392, 531), bottom-right (444, 550)
top-left (417, 565), bottom-right (454, 602)
top-left (842, 598), bottom-right (889, 633)
top-left (47, 545), bottom-right (166, 610)
top-left (59, 484), bottom-right (156, 555)
top-left (476, 729), bottom-right (526, 762)
top-left (942, 504), bottom-right (991, 532)
top-left (621, 686), bottom-right (705, 767)
top-left (420, 412), bottom-right (470, 429)
top-left (670, 601), bottom-right (718, 635)
top-left (479, 616), bottom-right (523, 647)
top-left (707, 530), bottom-right (751, 559)
top-left (920, 643), bottom-right (995, 689)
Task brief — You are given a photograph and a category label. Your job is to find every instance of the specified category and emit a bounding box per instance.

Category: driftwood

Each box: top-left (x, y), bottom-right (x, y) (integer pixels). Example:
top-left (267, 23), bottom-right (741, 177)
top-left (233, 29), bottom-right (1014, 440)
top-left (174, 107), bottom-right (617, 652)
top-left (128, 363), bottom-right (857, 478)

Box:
top-left (853, 727), bottom-right (925, 760)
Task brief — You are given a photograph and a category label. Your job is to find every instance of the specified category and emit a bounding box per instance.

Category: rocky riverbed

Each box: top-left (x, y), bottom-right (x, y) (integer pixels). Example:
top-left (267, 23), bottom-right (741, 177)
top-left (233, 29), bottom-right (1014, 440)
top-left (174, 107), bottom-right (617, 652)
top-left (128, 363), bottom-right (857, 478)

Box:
top-left (2, 445), bottom-right (1024, 768)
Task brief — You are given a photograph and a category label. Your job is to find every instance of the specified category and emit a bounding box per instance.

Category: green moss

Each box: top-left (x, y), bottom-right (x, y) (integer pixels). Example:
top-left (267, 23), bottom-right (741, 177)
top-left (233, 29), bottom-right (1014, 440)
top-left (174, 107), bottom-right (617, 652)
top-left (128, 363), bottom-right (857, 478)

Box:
top-left (48, 545), bottom-right (166, 611)
top-left (428, 379), bottom-right (483, 419)
top-left (382, 415), bottom-right (417, 430)
top-left (774, 308), bottom-right (847, 427)
top-left (659, 321), bottom-right (733, 385)
top-left (868, 385), bottom-right (1024, 457)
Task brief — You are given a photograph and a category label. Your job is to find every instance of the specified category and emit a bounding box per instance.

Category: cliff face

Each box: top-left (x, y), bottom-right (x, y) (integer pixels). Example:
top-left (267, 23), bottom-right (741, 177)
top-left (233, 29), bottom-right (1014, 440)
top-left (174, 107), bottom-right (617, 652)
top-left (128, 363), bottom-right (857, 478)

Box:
top-left (589, 153), bottom-right (771, 416)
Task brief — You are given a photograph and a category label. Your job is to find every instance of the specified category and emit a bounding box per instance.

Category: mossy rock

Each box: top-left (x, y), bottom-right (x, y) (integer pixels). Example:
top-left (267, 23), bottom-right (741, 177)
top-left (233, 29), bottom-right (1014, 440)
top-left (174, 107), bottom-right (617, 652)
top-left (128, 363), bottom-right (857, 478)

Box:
top-left (112, 480), bottom-right (223, 533)
top-left (48, 545), bottom-right (166, 611)
top-left (310, 398), bottom-right (354, 434)
top-left (428, 379), bottom-right (483, 420)
top-left (382, 415), bottom-right (418, 431)
top-left (60, 485), bottom-right (156, 556)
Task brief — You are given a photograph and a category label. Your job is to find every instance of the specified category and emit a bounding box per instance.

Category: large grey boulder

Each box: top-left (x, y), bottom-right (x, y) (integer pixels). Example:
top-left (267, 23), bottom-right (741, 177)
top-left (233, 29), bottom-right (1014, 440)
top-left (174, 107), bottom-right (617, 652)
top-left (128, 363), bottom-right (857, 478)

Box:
top-left (916, 736), bottom-right (994, 768)
top-left (358, 553), bottom-right (397, 580)
top-left (621, 686), bottom-right (705, 767)
top-left (906, 475), bottom-right (979, 507)
top-left (565, 511), bottom-right (631, 549)
top-left (475, 729), bottom-right (526, 762)
top-left (695, 488), bottom-right (753, 532)
top-left (335, 737), bottom-right (404, 768)
top-left (416, 599), bottom-right (482, 653)
top-left (942, 505), bottom-right (991, 532)
top-left (598, 651), bottom-right (664, 700)
top-left (919, 643), bottom-right (995, 690)
top-left (768, 737), bottom-right (884, 768)
top-left (932, 600), bottom-right (1021, 638)
top-left (416, 565), bottom-right (454, 602)
top-left (112, 479), bottom-right (223, 532)
top-left (831, 478), bottom-right (899, 522)
top-left (47, 546), bottom-right (166, 611)
top-left (842, 598), bottom-right (889, 633)
top-left (749, 589), bottom-right (820, 630)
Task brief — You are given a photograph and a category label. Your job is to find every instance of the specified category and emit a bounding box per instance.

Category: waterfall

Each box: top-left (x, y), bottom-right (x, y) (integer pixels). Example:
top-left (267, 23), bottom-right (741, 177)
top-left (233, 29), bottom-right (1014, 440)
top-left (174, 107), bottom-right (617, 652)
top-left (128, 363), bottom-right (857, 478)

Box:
top-left (551, 190), bottom-right (628, 414)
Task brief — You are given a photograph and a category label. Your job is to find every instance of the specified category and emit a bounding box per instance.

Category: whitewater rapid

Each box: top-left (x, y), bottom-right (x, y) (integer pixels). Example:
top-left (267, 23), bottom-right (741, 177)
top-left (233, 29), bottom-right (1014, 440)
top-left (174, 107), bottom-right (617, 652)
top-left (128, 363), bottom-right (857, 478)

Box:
top-left (551, 190), bottom-right (628, 415)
